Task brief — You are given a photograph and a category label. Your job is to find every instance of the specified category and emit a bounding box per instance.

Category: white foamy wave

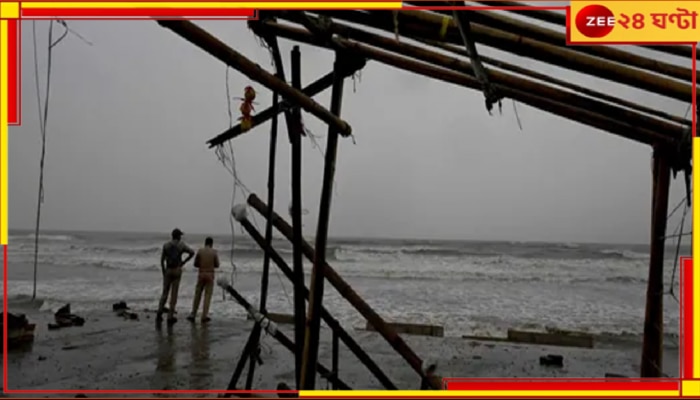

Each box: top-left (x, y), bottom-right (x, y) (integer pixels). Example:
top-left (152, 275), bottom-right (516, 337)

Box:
top-left (11, 233), bottom-right (76, 241)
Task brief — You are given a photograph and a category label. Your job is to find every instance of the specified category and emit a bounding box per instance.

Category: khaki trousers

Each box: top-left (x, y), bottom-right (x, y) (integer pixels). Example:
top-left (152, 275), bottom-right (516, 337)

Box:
top-left (158, 267), bottom-right (183, 319)
top-left (190, 272), bottom-right (214, 319)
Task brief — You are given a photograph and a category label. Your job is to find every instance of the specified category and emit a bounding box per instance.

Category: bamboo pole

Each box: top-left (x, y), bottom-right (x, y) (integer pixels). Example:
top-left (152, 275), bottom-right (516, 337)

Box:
top-left (237, 215), bottom-right (398, 390)
top-left (640, 147), bottom-right (671, 377)
top-left (156, 19), bottom-right (352, 138)
top-left (247, 193), bottom-right (432, 387)
top-left (244, 35), bottom-right (284, 392)
top-left (256, 21), bottom-right (677, 147)
top-left (403, 5), bottom-right (694, 81)
top-left (274, 14), bottom-right (689, 135)
top-left (225, 326), bottom-right (260, 396)
top-left (311, 10), bottom-right (695, 102)
top-left (470, 1), bottom-right (696, 60)
top-left (207, 57), bottom-right (366, 148)
top-left (332, 330), bottom-right (339, 390)
top-left (300, 52), bottom-right (346, 391)
top-left (411, 36), bottom-right (691, 127)
top-left (290, 45), bottom-right (306, 389)
top-left (218, 279), bottom-right (352, 390)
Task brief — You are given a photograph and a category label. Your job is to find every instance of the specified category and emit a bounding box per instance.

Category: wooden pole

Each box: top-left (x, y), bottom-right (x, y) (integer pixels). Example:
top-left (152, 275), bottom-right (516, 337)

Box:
top-left (237, 215), bottom-right (398, 390)
top-left (290, 45), bottom-right (307, 390)
top-left (332, 330), bottom-right (339, 390)
top-left (402, 5), bottom-right (694, 81)
top-left (256, 21), bottom-right (678, 148)
top-left (309, 10), bottom-right (694, 101)
top-left (156, 19), bottom-right (353, 137)
top-left (272, 15), bottom-right (688, 135)
top-left (225, 326), bottom-right (260, 396)
top-left (207, 57), bottom-right (366, 148)
top-left (469, 1), bottom-right (696, 61)
top-left (300, 52), bottom-right (346, 390)
top-left (244, 36), bottom-right (284, 392)
top-left (409, 36), bottom-right (690, 127)
top-left (247, 194), bottom-right (431, 386)
top-left (640, 146), bottom-right (672, 377)
top-left (218, 280), bottom-right (352, 390)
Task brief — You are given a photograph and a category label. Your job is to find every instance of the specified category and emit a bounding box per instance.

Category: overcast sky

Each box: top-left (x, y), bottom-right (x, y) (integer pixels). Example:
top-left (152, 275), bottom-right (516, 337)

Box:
top-left (8, 13), bottom-right (694, 244)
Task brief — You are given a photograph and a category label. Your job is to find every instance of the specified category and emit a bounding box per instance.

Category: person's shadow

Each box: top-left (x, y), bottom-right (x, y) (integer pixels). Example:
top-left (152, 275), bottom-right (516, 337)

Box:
top-left (188, 323), bottom-right (212, 393)
top-left (152, 324), bottom-right (177, 393)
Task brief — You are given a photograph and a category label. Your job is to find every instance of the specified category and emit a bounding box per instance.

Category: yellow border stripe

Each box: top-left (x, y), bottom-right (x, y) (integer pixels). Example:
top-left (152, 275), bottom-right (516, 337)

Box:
top-left (299, 390), bottom-right (679, 397)
top-left (22, 2), bottom-right (402, 9)
top-left (0, 20), bottom-right (8, 246)
top-left (694, 138), bottom-right (700, 379)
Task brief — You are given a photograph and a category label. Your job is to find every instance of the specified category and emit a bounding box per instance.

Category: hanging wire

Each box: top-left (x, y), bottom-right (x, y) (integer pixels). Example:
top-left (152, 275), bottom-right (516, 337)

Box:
top-left (31, 20), bottom-right (69, 301)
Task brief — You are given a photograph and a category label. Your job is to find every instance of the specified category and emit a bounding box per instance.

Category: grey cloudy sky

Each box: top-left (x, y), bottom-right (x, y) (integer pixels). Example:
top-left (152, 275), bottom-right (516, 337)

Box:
top-left (8, 13), bottom-right (693, 244)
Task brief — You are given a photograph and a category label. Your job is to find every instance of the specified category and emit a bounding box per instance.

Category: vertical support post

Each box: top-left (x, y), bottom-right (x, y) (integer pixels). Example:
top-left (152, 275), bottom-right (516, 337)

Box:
top-left (300, 52), bottom-right (346, 390)
top-left (245, 35), bottom-right (283, 391)
top-left (225, 325), bottom-right (261, 396)
top-left (332, 330), bottom-right (339, 390)
top-left (640, 145), bottom-right (671, 378)
top-left (290, 45), bottom-right (306, 389)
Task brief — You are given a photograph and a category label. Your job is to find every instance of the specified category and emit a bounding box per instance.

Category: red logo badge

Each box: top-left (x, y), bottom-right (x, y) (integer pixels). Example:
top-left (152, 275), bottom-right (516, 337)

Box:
top-left (575, 4), bottom-right (616, 38)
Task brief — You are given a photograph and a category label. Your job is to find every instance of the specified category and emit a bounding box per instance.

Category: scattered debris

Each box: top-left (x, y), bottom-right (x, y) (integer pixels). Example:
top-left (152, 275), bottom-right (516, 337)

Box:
top-left (53, 304), bottom-right (85, 329)
top-left (605, 373), bottom-right (629, 378)
top-left (539, 354), bottom-right (564, 367)
top-left (2, 313), bottom-right (36, 350)
top-left (114, 302), bottom-right (138, 320)
top-left (112, 301), bottom-right (129, 312)
top-left (277, 382), bottom-right (297, 398)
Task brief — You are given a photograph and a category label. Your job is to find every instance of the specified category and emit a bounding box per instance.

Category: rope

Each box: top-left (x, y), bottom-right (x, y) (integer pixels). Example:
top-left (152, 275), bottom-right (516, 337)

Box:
top-left (31, 20), bottom-right (68, 301)
top-left (668, 196), bottom-right (690, 304)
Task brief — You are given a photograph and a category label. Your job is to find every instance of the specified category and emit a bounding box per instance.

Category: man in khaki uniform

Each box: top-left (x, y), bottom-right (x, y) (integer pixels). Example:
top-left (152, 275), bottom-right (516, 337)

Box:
top-left (187, 237), bottom-right (220, 323)
top-left (158, 228), bottom-right (195, 325)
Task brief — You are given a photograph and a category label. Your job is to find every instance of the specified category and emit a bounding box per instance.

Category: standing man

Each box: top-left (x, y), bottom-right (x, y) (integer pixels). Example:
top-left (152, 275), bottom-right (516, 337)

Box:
top-left (187, 237), bottom-right (220, 323)
top-left (158, 228), bottom-right (195, 325)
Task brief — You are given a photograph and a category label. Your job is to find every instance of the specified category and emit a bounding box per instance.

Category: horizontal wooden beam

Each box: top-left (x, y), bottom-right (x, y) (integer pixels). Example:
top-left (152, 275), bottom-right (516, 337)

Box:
top-left (257, 21), bottom-right (677, 147)
top-left (207, 58), bottom-right (366, 148)
top-left (156, 19), bottom-right (353, 138)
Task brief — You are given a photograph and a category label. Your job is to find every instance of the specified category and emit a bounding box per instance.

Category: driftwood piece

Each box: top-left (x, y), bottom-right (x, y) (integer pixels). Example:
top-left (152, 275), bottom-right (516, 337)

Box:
top-left (156, 19), bottom-right (353, 137)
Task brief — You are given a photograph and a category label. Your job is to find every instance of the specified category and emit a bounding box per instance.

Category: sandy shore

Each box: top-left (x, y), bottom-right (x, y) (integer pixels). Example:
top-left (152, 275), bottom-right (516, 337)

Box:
top-left (2, 302), bottom-right (680, 397)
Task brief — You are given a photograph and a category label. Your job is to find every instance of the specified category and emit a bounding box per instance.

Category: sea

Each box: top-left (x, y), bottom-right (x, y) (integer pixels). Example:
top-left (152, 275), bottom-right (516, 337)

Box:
top-left (1, 229), bottom-right (688, 349)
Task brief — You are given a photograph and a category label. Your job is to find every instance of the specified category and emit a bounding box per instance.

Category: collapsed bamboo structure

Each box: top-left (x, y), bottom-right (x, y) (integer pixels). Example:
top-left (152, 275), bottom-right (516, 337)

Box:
top-left (156, 3), bottom-right (694, 390)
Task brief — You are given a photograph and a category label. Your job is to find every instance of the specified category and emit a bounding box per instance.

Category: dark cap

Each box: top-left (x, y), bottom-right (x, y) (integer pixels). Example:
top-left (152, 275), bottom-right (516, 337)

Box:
top-left (171, 228), bottom-right (184, 239)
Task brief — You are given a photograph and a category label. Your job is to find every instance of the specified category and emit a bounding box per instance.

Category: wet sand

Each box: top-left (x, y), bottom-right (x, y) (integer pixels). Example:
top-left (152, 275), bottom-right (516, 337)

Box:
top-left (3, 305), bottom-right (680, 397)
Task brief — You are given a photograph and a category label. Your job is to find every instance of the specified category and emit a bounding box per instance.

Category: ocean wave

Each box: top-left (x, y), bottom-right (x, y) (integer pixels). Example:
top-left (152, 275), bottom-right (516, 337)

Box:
top-left (10, 233), bottom-right (77, 242)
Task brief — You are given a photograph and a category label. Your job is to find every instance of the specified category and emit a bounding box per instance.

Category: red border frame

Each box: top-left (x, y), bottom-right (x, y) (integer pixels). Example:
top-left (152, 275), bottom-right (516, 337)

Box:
top-left (1, 2), bottom-right (696, 396)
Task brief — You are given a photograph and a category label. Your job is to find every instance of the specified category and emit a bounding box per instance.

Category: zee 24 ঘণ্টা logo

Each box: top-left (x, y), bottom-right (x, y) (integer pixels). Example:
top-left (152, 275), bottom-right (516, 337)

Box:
top-left (575, 4), bottom-right (698, 38)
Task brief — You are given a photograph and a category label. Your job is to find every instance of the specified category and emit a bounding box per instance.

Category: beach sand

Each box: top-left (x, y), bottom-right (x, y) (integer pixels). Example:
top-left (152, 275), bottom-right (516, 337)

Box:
top-left (2, 301), bottom-right (680, 397)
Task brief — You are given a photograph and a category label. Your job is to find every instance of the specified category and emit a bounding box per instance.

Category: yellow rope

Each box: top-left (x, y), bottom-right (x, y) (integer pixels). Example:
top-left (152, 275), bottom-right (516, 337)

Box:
top-left (439, 15), bottom-right (451, 40)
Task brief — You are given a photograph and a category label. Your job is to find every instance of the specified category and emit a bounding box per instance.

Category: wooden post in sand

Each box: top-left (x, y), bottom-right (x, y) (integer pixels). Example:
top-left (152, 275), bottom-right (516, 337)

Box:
top-left (244, 34), bottom-right (284, 391)
top-left (237, 215), bottom-right (397, 390)
top-left (290, 45), bottom-right (306, 389)
top-left (640, 146), bottom-right (672, 377)
top-left (247, 194), bottom-right (430, 386)
top-left (218, 280), bottom-right (351, 390)
top-left (226, 325), bottom-right (262, 395)
top-left (332, 330), bottom-right (339, 390)
top-left (300, 52), bottom-right (347, 390)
